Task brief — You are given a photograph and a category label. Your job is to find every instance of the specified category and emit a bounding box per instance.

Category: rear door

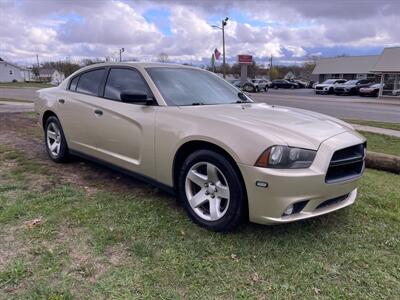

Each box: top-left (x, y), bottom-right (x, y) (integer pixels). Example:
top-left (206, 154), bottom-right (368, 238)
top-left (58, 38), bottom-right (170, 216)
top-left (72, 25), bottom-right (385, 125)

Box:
top-left (90, 67), bottom-right (157, 178)
top-left (58, 68), bottom-right (106, 155)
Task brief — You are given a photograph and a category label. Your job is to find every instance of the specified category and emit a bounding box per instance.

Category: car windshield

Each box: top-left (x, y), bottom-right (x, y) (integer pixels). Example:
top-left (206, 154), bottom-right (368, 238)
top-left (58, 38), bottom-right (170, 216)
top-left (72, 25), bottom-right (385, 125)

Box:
top-left (344, 80), bottom-right (358, 85)
top-left (322, 79), bottom-right (336, 84)
top-left (146, 67), bottom-right (252, 106)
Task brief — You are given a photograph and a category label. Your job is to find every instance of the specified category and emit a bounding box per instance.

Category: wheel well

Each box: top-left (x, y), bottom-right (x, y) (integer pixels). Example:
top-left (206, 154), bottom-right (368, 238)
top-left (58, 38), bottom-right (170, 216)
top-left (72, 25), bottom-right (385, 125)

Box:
top-left (173, 141), bottom-right (248, 203)
top-left (42, 111), bottom-right (57, 129)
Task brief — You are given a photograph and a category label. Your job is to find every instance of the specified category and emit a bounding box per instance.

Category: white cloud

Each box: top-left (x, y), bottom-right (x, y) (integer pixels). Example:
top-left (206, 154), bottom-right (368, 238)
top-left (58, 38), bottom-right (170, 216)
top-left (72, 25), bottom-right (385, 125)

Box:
top-left (0, 0), bottom-right (399, 65)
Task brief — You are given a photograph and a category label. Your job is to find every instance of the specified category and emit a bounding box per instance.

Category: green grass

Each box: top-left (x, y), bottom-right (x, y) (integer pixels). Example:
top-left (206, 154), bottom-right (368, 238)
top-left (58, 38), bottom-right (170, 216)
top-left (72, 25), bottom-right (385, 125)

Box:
top-left (0, 98), bottom-right (33, 103)
top-left (360, 131), bottom-right (400, 156)
top-left (0, 82), bottom-right (52, 88)
top-left (345, 119), bottom-right (400, 131)
top-left (0, 146), bottom-right (399, 299)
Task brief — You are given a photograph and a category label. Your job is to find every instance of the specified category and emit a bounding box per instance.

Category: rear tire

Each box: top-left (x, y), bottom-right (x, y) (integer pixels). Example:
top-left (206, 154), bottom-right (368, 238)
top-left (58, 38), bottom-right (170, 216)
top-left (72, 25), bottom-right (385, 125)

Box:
top-left (44, 116), bottom-right (69, 163)
top-left (177, 150), bottom-right (246, 232)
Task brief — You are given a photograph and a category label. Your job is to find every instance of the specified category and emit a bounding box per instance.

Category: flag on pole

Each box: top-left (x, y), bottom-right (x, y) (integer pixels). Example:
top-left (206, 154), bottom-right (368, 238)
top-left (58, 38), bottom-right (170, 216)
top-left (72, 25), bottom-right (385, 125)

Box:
top-left (214, 48), bottom-right (221, 60)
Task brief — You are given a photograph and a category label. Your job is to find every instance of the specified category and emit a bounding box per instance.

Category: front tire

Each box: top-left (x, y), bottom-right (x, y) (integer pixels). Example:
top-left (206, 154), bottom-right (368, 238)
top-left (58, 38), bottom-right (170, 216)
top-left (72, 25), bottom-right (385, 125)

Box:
top-left (44, 116), bottom-right (69, 163)
top-left (178, 150), bottom-right (246, 231)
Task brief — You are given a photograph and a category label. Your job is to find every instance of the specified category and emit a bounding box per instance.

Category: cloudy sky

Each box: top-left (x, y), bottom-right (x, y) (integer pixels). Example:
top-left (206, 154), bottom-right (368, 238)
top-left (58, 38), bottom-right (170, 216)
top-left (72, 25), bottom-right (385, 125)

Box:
top-left (1, 0), bottom-right (399, 66)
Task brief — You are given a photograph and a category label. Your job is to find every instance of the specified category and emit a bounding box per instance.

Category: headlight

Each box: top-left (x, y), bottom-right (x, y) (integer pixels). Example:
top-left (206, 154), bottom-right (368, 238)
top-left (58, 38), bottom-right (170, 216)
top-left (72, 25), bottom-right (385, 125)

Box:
top-left (255, 145), bottom-right (316, 169)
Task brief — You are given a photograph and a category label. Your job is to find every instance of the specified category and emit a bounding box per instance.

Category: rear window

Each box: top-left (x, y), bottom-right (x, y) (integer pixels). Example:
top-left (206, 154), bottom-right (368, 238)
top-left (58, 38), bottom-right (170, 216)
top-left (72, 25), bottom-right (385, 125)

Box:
top-left (76, 69), bottom-right (105, 96)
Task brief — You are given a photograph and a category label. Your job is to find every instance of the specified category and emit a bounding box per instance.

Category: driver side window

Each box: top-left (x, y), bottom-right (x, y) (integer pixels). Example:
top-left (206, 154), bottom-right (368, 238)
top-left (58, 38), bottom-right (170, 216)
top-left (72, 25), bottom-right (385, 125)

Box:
top-left (104, 68), bottom-right (149, 101)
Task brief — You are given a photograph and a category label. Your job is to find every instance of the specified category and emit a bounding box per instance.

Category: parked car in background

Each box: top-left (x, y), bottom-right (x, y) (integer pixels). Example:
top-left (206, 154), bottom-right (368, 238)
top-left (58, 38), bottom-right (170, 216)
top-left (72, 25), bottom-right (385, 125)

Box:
top-left (392, 89), bottom-right (400, 96)
top-left (334, 79), bottom-right (373, 96)
top-left (308, 81), bottom-right (316, 89)
top-left (35, 62), bottom-right (366, 231)
top-left (251, 79), bottom-right (268, 91)
top-left (289, 79), bottom-right (309, 88)
top-left (270, 79), bottom-right (299, 89)
top-left (359, 83), bottom-right (383, 97)
top-left (228, 79), bottom-right (241, 88)
top-left (314, 79), bottom-right (347, 94)
top-left (229, 79), bottom-right (260, 93)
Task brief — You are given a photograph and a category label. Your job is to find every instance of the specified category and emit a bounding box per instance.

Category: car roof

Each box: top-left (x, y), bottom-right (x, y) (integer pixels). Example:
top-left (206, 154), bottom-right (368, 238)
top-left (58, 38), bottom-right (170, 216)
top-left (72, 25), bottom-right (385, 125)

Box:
top-left (74, 62), bottom-right (201, 73)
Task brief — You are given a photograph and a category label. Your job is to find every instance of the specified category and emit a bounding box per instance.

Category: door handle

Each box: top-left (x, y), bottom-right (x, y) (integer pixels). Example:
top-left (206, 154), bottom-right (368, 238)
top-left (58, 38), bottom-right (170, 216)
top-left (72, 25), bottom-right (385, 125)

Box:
top-left (58, 99), bottom-right (65, 104)
top-left (94, 109), bottom-right (103, 116)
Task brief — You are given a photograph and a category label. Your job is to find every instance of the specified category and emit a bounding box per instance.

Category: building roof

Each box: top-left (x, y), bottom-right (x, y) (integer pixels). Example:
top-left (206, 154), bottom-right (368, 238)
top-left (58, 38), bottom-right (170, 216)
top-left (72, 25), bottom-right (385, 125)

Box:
top-left (312, 55), bottom-right (379, 75)
top-left (0, 60), bottom-right (25, 70)
top-left (371, 47), bottom-right (400, 72)
top-left (39, 68), bottom-right (57, 76)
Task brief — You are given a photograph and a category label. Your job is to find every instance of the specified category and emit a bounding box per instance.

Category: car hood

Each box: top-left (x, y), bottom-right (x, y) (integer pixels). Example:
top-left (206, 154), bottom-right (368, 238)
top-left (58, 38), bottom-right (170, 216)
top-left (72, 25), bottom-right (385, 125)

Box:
top-left (179, 103), bottom-right (352, 150)
top-left (315, 83), bottom-right (334, 88)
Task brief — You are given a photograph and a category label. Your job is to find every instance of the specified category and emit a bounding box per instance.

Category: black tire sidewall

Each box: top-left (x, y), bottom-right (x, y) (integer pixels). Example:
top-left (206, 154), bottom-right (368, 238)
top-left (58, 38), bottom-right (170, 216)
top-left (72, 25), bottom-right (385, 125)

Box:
top-left (44, 116), bottom-right (69, 163)
top-left (177, 150), bottom-right (246, 232)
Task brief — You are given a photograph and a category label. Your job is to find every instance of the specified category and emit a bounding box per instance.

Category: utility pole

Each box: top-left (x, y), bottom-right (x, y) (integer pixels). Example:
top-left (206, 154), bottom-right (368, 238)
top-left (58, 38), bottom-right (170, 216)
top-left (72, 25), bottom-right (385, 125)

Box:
top-left (119, 48), bottom-right (125, 62)
top-left (222, 17), bottom-right (228, 79)
top-left (269, 55), bottom-right (273, 79)
top-left (211, 17), bottom-right (229, 78)
top-left (36, 54), bottom-right (40, 81)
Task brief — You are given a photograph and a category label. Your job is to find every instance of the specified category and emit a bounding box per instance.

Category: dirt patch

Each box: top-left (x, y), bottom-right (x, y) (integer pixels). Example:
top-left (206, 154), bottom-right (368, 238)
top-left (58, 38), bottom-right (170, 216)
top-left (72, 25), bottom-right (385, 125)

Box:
top-left (0, 112), bottom-right (165, 195)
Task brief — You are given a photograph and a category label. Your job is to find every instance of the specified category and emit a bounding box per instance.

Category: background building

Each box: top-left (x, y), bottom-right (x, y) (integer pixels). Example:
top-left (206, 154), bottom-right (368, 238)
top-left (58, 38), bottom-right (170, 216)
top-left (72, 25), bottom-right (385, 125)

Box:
top-left (371, 47), bottom-right (400, 97)
top-left (312, 55), bottom-right (380, 82)
top-left (0, 58), bottom-right (26, 82)
top-left (38, 68), bottom-right (65, 85)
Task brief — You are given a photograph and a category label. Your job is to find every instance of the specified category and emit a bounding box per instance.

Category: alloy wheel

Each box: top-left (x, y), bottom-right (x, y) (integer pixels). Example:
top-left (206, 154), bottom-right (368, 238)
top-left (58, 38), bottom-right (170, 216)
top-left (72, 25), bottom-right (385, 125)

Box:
top-left (185, 162), bottom-right (230, 221)
top-left (46, 122), bottom-right (62, 157)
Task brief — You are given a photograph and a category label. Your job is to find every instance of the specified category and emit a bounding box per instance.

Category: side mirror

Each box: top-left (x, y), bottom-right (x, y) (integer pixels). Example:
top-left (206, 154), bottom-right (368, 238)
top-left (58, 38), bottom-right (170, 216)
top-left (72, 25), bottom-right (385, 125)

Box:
top-left (120, 90), bottom-right (153, 105)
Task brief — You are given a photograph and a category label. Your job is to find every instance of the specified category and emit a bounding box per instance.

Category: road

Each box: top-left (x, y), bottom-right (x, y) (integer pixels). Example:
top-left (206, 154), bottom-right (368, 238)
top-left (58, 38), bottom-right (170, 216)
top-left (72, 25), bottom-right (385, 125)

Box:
top-left (0, 87), bottom-right (399, 122)
top-left (251, 89), bottom-right (400, 123)
top-left (0, 87), bottom-right (39, 101)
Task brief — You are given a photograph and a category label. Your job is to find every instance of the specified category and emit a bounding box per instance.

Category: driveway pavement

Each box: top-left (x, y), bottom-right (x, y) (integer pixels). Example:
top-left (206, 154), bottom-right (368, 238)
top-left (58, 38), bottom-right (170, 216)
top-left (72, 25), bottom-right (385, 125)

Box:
top-left (0, 87), bottom-right (39, 101)
top-left (0, 87), bottom-right (399, 123)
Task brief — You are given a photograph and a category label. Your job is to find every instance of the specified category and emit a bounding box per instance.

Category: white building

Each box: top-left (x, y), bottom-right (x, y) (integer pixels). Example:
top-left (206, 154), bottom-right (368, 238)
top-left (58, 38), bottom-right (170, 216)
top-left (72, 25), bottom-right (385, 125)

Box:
top-left (371, 47), bottom-right (400, 98)
top-left (313, 47), bottom-right (400, 98)
top-left (38, 68), bottom-right (65, 85)
top-left (0, 59), bottom-right (26, 82)
top-left (312, 55), bottom-right (380, 82)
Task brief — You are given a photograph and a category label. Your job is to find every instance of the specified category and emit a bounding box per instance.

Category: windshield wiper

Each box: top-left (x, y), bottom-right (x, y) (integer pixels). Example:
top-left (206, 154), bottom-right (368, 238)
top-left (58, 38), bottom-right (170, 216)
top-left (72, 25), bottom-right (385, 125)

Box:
top-left (191, 102), bottom-right (204, 106)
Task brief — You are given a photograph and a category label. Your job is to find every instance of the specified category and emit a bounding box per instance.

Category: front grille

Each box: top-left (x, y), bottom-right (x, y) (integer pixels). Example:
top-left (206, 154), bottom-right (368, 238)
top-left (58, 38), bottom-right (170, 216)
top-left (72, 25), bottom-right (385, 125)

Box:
top-left (315, 86), bottom-right (323, 90)
top-left (325, 143), bottom-right (366, 183)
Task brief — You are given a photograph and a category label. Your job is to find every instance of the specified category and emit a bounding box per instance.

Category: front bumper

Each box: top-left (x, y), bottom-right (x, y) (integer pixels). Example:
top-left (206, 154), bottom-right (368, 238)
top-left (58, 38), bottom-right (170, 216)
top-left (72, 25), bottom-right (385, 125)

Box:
top-left (334, 89), bottom-right (350, 95)
top-left (238, 131), bottom-right (365, 225)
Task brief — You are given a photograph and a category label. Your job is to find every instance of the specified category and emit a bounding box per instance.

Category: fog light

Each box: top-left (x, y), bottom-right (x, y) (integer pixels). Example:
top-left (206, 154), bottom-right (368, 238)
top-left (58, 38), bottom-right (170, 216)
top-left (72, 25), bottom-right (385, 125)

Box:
top-left (283, 204), bottom-right (294, 215)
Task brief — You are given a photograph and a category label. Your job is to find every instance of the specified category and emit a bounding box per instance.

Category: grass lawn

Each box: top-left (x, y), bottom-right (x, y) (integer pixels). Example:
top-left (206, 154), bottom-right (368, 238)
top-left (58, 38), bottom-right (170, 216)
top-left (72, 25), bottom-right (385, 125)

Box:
top-left (345, 119), bottom-right (400, 131)
top-left (0, 144), bottom-right (399, 299)
top-left (0, 82), bottom-right (52, 89)
top-left (360, 131), bottom-right (400, 157)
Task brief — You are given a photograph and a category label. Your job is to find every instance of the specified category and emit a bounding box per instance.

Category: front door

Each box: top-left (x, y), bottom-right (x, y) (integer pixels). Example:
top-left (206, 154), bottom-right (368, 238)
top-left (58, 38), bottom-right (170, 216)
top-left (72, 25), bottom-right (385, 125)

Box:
top-left (90, 67), bottom-right (157, 178)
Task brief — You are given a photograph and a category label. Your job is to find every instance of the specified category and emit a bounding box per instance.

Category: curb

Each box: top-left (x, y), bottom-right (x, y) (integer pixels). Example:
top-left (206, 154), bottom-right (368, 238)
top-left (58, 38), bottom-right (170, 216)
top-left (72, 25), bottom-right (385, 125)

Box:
top-left (366, 151), bottom-right (400, 174)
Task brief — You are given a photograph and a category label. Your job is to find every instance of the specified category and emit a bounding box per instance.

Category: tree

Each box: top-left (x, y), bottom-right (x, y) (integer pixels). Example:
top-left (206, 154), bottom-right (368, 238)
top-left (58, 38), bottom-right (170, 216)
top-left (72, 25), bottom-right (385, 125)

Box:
top-left (269, 67), bottom-right (279, 80)
top-left (158, 53), bottom-right (169, 63)
top-left (41, 61), bottom-right (81, 77)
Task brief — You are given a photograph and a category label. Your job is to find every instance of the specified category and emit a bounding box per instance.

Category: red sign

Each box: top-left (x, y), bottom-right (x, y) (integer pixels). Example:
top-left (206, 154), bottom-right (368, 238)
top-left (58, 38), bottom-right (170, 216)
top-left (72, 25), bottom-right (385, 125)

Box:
top-left (238, 54), bottom-right (253, 64)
